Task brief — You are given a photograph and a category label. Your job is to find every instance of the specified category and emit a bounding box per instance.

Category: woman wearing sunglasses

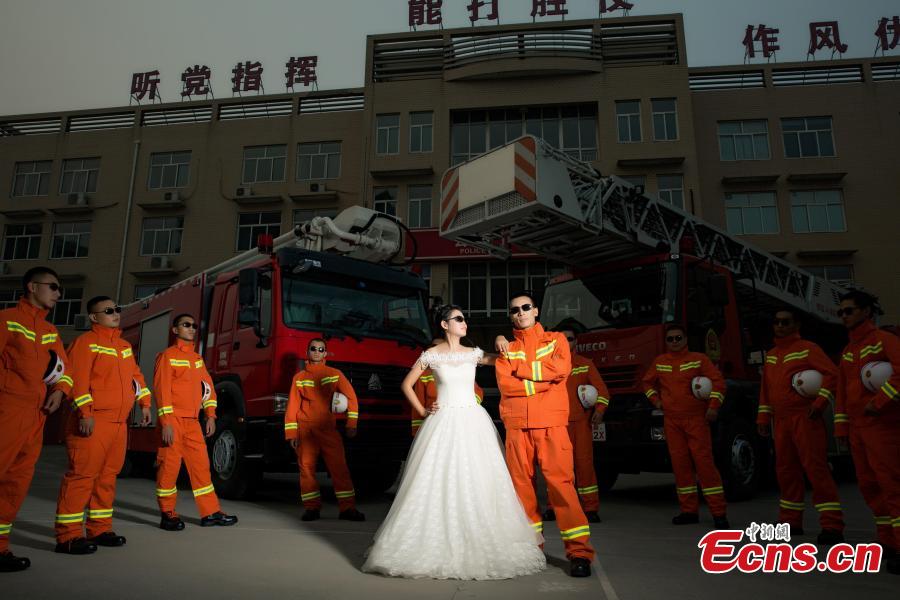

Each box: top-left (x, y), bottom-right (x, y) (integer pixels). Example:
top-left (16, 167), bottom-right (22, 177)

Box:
top-left (363, 304), bottom-right (546, 580)
top-left (641, 324), bottom-right (729, 529)
top-left (53, 296), bottom-right (152, 555)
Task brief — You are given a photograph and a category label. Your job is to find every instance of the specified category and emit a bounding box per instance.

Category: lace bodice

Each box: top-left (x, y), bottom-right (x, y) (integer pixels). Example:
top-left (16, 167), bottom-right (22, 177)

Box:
top-left (417, 347), bottom-right (483, 408)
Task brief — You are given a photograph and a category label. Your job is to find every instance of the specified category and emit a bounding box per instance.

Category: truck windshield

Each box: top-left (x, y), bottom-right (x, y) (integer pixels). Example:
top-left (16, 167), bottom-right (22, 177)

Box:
top-left (282, 274), bottom-right (431, 345)
top-left (542, 261), bottom-right (678, 330)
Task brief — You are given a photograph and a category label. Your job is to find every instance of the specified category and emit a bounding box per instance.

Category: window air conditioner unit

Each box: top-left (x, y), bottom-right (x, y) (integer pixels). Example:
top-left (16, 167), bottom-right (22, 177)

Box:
top-left (235, 186), bottom-right (253, 197)
top-left (150, 256), bottom-right (172, 269)
top-left (73, 314), bottom-right (91, 331)
top-left (309, 183), bottom-right (325, 193)
top-left (163, 191), bottom-right (181, 202)
top-left (67, 192), bottom-right (89, 206)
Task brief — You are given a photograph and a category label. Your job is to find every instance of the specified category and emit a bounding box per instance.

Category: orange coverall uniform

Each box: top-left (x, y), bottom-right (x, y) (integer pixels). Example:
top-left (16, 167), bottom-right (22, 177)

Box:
top-left (55, 324), bottom-right (151, 542)
top-left (0, 298), bottom-right (73, 552)
top-left (495, 323), bottom-right (594, 561)
top-left (284, 362), bottom-right (359, 511)
top-left (835, 322), bottom-right (900, 551)
top-left (641, 350), bottom-right (727, 517)
top-left (756, 333), bottom-right (843, 532)
top-left (410, 368), bottom-right (483, 436)
top-left (154, 340), bottom-right (221, 518)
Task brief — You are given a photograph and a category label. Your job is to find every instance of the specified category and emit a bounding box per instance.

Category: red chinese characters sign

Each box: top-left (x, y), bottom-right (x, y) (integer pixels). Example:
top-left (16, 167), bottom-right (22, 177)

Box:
top-left (599, 0), bottom-right (633, 14)
top-left (742, 24), bottom-right (780, 58)
top-left (532, 0), bottom-right (568, 18)
top-left (468, 0), bottom-right (499, 25)
top-left (807, 21), bottom-right (848, 57)
top-left (876, 16), bottom-right (900, 52)
top-left (285, 56), bottom-right (318, 89)
top-left (130, 70), bottom-right (160, 102)
top-left (409, 0), bottom-right (443, 27)
top-left (181, 65), bottom-right (212, 97)
top-left (232, 61), bottom-right (264, 93)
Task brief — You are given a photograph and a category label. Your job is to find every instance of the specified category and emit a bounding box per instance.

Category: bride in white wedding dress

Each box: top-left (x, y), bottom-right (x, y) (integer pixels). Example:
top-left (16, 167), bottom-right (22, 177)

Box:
top-left (361, 305), bottom-right (546, 580)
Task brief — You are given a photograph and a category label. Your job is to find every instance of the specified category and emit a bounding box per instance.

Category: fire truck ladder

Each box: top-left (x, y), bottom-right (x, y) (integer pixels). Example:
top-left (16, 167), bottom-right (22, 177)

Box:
top-left (439, 135), bottom-right (844, 323)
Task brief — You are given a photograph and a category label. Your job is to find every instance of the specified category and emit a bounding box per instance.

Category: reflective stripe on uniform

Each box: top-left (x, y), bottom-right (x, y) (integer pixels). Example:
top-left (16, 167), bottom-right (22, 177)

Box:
top-left (882, 382), bottom-right (899, 400)
top-left (136, 387), bottom-right (151, 400)
top-left (41, 333), bottom-right (58, 344)
top-left (6, 321), bottom-right (36, 341)
top-left (571, 366), bottom-right (590, 375)
top-left (88, 508), bottom-right (114, 519)
top-left (192, 484), bottom-right (215, 497)
top-left (814, 502), bottom-right (842, 512)
top-left (59, 375), bottom-right (74, 386)
top-left (679, 361), bottom-right (702, 371)
top-left (833, 413), bottom-right (849, 423)
top-left (531, 361), bottom-right (543, 382)
top-left (296, 379), bottom-right (315, 388)
top-left (411, 419), bottom-right (424, 427)
top-left (55, 512), bottom-right (85, 524)
top-left (709, 391), bottom-right (724, 402)
top-left (531, 521), bottom-right (543, 533)
top-left (766, 355), bottom-right (778, 364)
top-left (284, 422), bottom-right (298, 431)
top-left (780, 499), bottom-right (805, 511)
top-left (89, 344), bottom-right (118, 356)
top-left (419, 375), bottom-right (435, 383)
top-left (121, 348), bottom-right (133, 358)
top-left (301, 490), bottom-right (321, 501)
top-left (783, 350), bottom-right (810, 363)
top-left (156, 486), bottom-right (178, 497)
top-left (758, 405), bottom-right (773, 414)
top-left (656, 364), bottom-right (673, 372)
top-left (676, 485), bottom-right (697, 495)
top-left (524, 379), bottom-right (536, 396)
top-left (347, 411), bottom-right (359, 419)
top-left (73, 394), bottom-right (93, 408)
top-left (535, 340), bottom-right (556, 359)
top-left (157, 405), bottom-right (174, 417)
top-left (577, 485), bottom-right (599, 496)
top-left (860, 342), bottom-right (883, 358)
top-left (817, 388), bottom-right (834, 401)
top-left (169, 359), bottom-right (191, 367)
top-left (645, 389), bottom-right (657, 398)
top-left (320, 376), bottom-right (340, 385)
top-left (194, 360), bottom-right (204, 368)
top-left (874, 516), bottom-right (891, 525)
top-left (841, 352), bottom-right (854, 363)
top-left (596, 396), bottom-right (609, 406)
top-left (334, 489), bottom-right (355, 499)
top-left (201, 399), bottom-right (217, 409)
top-left (0, 522), bottom-right (11, 535)
top-left (702, 486), bottom-right (724, 496)
top-left (505, 351), bottom-right (527, 361)
top-left (560, 525), bottom-right (591, 540)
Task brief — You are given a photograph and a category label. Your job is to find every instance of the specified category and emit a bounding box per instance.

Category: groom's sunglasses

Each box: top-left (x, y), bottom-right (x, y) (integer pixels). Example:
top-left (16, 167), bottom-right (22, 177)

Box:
top-left (509, 304), bottom-right (533, 315)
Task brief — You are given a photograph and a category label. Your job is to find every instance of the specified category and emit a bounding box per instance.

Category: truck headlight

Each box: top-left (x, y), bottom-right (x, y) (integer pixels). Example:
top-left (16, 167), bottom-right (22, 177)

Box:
top-left (273, 394), bottom-right (288, 413)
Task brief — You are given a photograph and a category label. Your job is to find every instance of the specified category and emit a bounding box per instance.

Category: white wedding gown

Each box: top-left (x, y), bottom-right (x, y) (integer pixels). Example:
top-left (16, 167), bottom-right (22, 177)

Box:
top-left (362, 347), bottom-right (546, 580)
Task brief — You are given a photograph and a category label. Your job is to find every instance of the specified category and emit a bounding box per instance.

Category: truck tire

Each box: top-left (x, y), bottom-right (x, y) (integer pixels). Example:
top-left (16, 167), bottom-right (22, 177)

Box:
top-left (717, 418), bottom-right (761, 502)
top-left (597, 468), bottom-right (619, 493)
top-left (208, 412), bottom-right (261, 500)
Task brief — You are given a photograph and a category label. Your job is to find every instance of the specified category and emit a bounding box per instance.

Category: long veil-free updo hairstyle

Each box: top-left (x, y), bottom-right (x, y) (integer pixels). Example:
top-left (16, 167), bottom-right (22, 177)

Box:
top-left (434, 304), bottom-right (476, 348)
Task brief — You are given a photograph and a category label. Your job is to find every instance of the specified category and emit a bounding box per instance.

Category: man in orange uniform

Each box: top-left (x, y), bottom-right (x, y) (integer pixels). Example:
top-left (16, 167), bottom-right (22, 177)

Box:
top-left (756, 308), bottom-right (844, 544)
top-left (411, 368), bottom-right (483, 436)
top-left (0, 267), bottom-right (73, 571)
top-left (543, 328), bottom-right (609, 524)
top-left (54, 296), bottom-right (153, 554)
top-left (284, 338), bottom-right (364, 522)
top-left (641, 324), bottom-right (729, 528)
top-left (155, 313), bottom-right (237, 531)
top-left (834, 290), bottom-right (900, 575)
top-left (495, 293), bottom-right (595, 578)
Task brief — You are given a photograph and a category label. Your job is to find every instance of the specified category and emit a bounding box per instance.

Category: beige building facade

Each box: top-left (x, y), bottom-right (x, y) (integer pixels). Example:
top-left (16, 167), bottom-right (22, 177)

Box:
top-left (1, 14), bottom-right (899, 342)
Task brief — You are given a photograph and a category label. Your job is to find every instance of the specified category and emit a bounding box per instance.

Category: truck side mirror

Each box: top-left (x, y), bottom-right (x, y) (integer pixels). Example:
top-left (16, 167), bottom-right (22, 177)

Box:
top-left (709, 273), bottom-right (730, 307)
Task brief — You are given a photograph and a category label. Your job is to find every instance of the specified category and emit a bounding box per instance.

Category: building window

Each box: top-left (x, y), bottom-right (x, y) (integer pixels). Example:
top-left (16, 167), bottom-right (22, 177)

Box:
top-left (237, 212), bottom-right (281, 251)
top-left (2, 223), bottom-right (42, 260)
top-left (407, 185), bottom-right (432, 229)
top-left (296, 142), bottom-right (341, 180)
top-left (782, 117), bottom-right (835, 158)
top-left (725, 192), bottom-right (779, 235)
top-left (134, 284), bottom-right (164, 300)
top-left (657, 175), bottom-right (684, 209)
top-left (651, 99), bottom-right (678, 141)
top-left (60, 158), bottom-right (100, 194)
top-left (450, 261), bottom-right (563, 317)
top-left (410, 112), bottom-right (433, 153)
top-left (148, 151), bottom-right (191, 189)
top-left (50, 222), bottom-right (91, 259)
top-left (718, 120), bottom-right (770, 161)
top-left (451, 105), bottom-right (597, 165)
top-left (616, 101), bottom-right (641, 143)
top-left (376, 114), bottom-right (400, 155)
top-left (242, 145), bottom-right (286, 184)
top-left (802, 265), bottom-right (853, 286)
top-left (373, 187), bottom-right (398, 217)
top-left (292, 208), bottom-right (339, 227)
top-left (416, 264), bottom-right (432, 292)
top-left (619, 175), bottom-right (646, 190)
top-left (790, 190), bottom-right (846, 233)
top-left (12, 161), bottom-right (52, 197)
top-left (0, 289), bottom-right (24, 309)
top-left (140, 217), bottom-right (184, 256)
top-left (50, 287), bottom-right (82, 327)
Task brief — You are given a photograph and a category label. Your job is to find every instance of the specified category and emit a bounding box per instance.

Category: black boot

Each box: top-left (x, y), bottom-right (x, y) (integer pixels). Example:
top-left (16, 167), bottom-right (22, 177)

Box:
top-left (54, 537), bottom-right (98, 555)
top-left (672, 512), bottom-right (699, 525)
top-left (886, 555), bottom-right (900, 575)
top-left (89, 531), bottom-right (126, 547)
top-left (542, 508), bottom-right (556, 522)
top-left (816, 529), bottom-right (844, 546)
top-left (301, 509), bottom-right (320, 522)
top-left (339, 508), bottom-right (366, 522)
top-left (0, 551), bottom-right (30, 572)
top-left (200, 512), bottom-right (238, 527)
top-left (159, 512), bottom-right (185, 531)
top-left (713, 515), bottom-right (731, 529)
top-left (570, 557), bottom-right (592, 577)
top-left (585, 511), bottom-right (602, 523)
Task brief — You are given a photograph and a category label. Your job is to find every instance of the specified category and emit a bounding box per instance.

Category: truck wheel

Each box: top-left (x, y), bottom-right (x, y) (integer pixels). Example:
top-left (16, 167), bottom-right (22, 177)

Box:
top-left (717, 418), bottom-right (761, 502)
top-left (597, 468), bottom-right (619, 493)
top-left (209, 413), bottom-right (261, 500)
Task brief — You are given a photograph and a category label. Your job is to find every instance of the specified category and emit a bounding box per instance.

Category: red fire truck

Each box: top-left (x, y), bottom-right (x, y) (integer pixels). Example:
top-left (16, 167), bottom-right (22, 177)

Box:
top-left (439, 135), bottom-right (849, 500)
top-left (120, 207), bottom-right (431, 498)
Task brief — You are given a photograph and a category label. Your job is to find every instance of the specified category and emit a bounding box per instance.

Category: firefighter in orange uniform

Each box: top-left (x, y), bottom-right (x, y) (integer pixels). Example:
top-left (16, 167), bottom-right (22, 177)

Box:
top-left (756, 308), bottom-right (844, 544)
top-left (54, 296), bottom-right (153, 554)
top-left (834, 290), bottom-right (900, 575)
top-left (641, 324), bottom-right (729, 528)
top-left (0, 267), bottom-right (73, 571)
top-left (494, 293), bottom-right (595, 578)
top-left (541, 328), bottom-right (610, 524)
top-left (411, 368), bottom-right (483, 436)
top-left (155, 313), bottom-right (237, 531)
top-left (284, 338), bottom-right (365, 522)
